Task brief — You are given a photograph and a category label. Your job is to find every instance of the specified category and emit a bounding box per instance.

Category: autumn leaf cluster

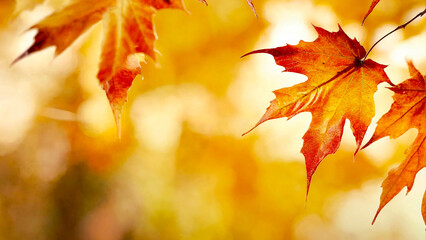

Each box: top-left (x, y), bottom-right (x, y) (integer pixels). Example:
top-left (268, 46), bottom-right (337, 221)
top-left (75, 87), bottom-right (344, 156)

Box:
top-left (9, 0), bottom-right (426, 225)
top-left (244, 0), bottom-right (425, 223)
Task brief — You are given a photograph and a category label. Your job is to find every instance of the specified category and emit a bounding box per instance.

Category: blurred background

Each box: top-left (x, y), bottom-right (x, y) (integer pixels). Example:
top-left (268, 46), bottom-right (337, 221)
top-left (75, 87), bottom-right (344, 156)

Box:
top-left (0, 0), bottom-right (425, 239)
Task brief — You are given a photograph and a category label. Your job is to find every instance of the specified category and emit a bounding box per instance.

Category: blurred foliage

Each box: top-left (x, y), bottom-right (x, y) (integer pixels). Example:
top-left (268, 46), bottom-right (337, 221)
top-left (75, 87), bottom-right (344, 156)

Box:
top-left (0, 0), bottom-right (425, 239)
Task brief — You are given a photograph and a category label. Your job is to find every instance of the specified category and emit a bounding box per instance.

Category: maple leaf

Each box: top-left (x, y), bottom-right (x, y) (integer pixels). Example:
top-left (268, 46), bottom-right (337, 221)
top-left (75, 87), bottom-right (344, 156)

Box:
top-left (96, 0), bottom-right (185, 136)
top-left (363, 60), bottom-right (425, 224)
top-left (243, 25), bottom-right (392, 194)
top-left (13, 0), bottom-right (185, 136)
top-left (362, 0), bottom-right (381, 24)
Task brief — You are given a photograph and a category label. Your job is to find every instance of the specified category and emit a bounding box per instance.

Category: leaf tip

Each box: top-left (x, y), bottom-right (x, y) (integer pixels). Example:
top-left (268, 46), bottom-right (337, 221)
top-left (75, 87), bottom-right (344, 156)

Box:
top-left (361, 140), bottom-right (372, 150)
top-left (11, 52), bottom-right (27, 65)
top-left (305, 173), bottom-right (314, 206)
top-left (242, 120), bottom-right (263, 136)
top-left (371, 209), bottom-right (381, 225)
top-left (361, 17), bottom-right (367, 26)
top-left (242, 109), bottom-right (275, 136)
top-left (306, 177), bottom-right (312, 199)
top-left (354, 137), bottom-right (364, 156)
top-left (312, 24), bottom-right (322, 33)
top-left (241, 126), bottom-right (256, 137)
top-left (362, 0), bottom-right (381, 26)
top-left (12, 46), bottom-right (34, 65)
top-left (241, 48), bottom-right (273, 58)
top-left (240, 50), bottom-right (256, 58)
top-left (110, 104), bottom-right (123, 140)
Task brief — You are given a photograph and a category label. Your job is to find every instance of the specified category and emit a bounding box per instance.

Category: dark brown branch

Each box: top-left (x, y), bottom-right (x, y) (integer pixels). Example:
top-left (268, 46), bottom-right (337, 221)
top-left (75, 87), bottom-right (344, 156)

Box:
top-left (362, 8), bottom-right (426, 62)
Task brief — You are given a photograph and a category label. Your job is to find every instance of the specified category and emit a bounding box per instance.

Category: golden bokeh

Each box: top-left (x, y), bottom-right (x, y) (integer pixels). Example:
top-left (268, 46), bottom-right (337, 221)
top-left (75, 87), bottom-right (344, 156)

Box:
top-left (0, 0), bottom-right (424, 239)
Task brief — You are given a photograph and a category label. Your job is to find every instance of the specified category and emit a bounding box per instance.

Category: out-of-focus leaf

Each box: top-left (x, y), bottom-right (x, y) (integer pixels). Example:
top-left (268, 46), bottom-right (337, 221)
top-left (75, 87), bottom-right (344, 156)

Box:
top-left (14, 0), bottom-right (185, 135)
top-left (97, 0), bottom-right (185, 137)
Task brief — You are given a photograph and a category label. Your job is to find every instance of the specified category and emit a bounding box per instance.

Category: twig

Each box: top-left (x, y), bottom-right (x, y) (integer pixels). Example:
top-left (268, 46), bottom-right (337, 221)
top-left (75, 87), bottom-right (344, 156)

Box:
top-left (362, 8), bottom-right (426, 62)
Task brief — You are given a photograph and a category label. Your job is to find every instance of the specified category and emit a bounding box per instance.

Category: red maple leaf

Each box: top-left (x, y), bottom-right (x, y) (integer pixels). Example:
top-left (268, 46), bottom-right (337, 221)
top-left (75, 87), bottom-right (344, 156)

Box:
top-left (243, 25), bottom-right (392, 194)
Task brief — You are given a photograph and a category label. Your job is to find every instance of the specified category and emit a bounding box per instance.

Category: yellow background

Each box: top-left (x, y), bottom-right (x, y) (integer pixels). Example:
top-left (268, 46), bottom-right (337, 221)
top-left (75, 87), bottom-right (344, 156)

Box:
top-left (0, 0), bottom-right (425, 239)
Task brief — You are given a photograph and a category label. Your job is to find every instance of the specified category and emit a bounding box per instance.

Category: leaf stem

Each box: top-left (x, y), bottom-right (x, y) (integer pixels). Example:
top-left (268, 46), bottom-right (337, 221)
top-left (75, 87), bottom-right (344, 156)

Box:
top-left (362, 8), bottom-right (426, 62)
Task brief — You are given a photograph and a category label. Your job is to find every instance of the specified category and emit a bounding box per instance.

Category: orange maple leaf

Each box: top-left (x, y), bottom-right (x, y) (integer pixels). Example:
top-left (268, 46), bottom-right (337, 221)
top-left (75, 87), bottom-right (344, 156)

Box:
top-left (363, 60), bottom-right (425, 224)
top-left (96, 0), bottom-right (185, 137)
top-left (362, 0), bottom-right (381, 24)
top-left (243, 26), bottom-right (392, 194)
top-left (14, 0), bottom-right (185, 136)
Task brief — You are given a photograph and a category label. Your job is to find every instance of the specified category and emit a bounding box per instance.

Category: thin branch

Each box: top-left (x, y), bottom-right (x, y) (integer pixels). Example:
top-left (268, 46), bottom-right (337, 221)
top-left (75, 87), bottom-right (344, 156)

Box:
top-left (362, 8), bottom-right (426, 62)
